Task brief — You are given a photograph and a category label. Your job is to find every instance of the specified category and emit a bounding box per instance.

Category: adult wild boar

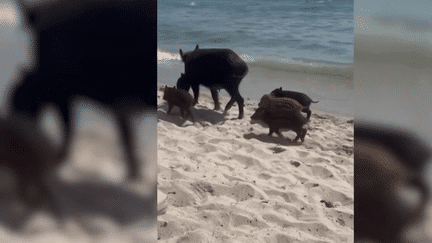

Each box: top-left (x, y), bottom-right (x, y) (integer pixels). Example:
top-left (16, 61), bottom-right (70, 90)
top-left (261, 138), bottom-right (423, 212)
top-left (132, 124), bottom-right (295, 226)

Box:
top-left (10, 0), bottom-right (157, 181)
top-left (270, 87), bottom-right (318, 120)
top-left (177, 45), bottom-right (248, 119)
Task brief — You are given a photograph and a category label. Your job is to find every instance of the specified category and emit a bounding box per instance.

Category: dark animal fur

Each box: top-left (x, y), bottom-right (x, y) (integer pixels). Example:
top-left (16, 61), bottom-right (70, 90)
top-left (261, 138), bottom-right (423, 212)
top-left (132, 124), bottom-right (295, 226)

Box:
top-left (270, 87), bottom-right (318, 120)
top-left (176, 45), bottom-right (248, 119)
top-left (355, 121), bottom-right (431, 243)
top-left (163, 86), bottom-right (195, 122)
top-left (10, 0), bottom-right (157, 181)
top-left (0, 114), bottom-right (62, 220)
top-left (250, 107), bottom-right (308, 142)
top-left (258, 94), bottom-right (303, 113)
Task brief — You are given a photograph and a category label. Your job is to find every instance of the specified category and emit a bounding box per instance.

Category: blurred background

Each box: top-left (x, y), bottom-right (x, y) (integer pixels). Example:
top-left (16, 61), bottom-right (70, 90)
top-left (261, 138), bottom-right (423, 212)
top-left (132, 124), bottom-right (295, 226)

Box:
top-left (0, 0), bottom-right (157, 242)
top-left (355, 0), bottom-right (432, 242)
top-left (355, 0), bottom-right (432, 137)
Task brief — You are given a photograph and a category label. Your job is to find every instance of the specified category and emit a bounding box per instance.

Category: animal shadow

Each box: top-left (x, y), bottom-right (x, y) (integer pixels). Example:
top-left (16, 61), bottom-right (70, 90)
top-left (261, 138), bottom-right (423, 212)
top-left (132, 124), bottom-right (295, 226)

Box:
top-left (157, 103), bottom-right (226, 126)
top-left (0, 176), bottom-right (156, 232)
top-left (243, 133), bottom-right (303, 146)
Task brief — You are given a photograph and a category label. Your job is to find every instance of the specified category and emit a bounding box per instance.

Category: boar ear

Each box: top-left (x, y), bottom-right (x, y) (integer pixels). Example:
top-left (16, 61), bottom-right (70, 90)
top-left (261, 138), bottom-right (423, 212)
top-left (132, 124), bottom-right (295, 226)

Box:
top-left (279, 87), bottom-right (282, 90)
top-left (18, 0), bottom-right (39, 29)
top-left (195, 45), bottom-right (199, 50)
top-left (179, 49), bottom-right (184, 59)
top-left (181, 73), bottom-right (185, 77)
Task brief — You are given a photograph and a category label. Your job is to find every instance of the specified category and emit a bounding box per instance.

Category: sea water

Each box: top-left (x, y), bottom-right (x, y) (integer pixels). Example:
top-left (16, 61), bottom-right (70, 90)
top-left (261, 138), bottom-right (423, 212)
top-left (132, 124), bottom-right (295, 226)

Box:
top-left (355, 0), bottom-right (432, 143)
top-left (158, 0), bottom-right (354, 117)
top-left (1, 0), bottom-right (354, 117)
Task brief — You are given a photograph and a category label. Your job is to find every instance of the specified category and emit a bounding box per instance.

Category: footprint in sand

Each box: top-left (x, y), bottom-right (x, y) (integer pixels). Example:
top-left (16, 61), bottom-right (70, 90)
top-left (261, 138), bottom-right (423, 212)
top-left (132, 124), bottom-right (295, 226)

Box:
top-left (210, 182), bottom-right (269, 202)
top-left (175, 232), bottom-right (207, 243)
top-left (310, 165), bottom-right (335, 180)
top-left (231, 213), bottom-right (269, 228)
top-left (161, 137), bottom-right (179, 147)
top-left (231, 154), bottom-right (262, 168)
top-left (168, 186), bottom-right (195, 207)
top-left (319, 185), bottom-right (353, 206)
top-left (193, 135), bottom-right (208, 144)
top-left (324, 208), bottom-right (353, 229)
top-left (197, 144), bottom-right (218, 154)
top-left (297, 150), bottom-right (310, 158)
top-left (269, 147), bottom-right (286, 154)
top-left (265, 190), bottom-right (305, 206)
top-left (271, 203), bottom-right (304, 221)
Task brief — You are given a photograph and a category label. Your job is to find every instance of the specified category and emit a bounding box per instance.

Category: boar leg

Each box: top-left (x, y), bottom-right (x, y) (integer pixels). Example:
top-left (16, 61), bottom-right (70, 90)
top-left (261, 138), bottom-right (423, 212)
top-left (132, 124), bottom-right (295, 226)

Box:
top-left (187, 109), bottom-right (195, 123)
top-left (300, 128), bottom-right (307, 142)
top-left (224, 80), bottom-right (244, 119)
top-left (268, 127), bottom-right (275, 137)
top-left (302, 107), bottom-right (312, 120)
top-left (117, 114), bottom-right (139, 180)
top-left (275, 128), bottom-right (285, 138)
top-left (56, 99), bottom-right (71, 161)
top-left (210, 87), bottom-right (221, 111)
top-left (191, 84), bottom-right (200, 105)
top-left (167, 103), bottom-right (174, 114)
top-left (293, 132), bottom-right (301, 142)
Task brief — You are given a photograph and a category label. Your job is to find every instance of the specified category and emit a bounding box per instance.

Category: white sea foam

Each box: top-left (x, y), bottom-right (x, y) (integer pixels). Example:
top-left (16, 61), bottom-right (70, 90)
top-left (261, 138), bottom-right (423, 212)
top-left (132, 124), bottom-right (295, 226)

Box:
top-left (157, 50), bottom-right (181, 66)
top-left (0, 3), bottom-right (17, 27)
top-left (239, 54), bottom-right (257, 62)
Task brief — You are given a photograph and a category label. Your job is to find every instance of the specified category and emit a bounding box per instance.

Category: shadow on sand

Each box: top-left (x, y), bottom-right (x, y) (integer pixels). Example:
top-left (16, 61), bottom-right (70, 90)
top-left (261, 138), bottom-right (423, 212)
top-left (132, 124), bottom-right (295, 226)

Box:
top-left (0, 176), bottom-right (156, 232)
top-left (243, 132), bottom-right (303, 146)
top-left (157, 103), bottom-right (226, 126)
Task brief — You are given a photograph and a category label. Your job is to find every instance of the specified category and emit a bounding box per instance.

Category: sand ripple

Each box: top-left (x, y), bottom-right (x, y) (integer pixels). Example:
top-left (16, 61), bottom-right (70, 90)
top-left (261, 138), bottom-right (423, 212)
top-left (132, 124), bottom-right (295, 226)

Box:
top-left (158, 88), bottom-right (353, 242)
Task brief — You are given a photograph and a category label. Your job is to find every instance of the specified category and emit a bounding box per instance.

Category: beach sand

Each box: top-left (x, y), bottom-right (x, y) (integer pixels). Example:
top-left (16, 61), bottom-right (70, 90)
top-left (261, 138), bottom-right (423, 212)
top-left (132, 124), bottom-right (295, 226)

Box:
top-left (0, 107), bottom-right (157, 243)
top-left (157, 86), bottom-right (354, 242)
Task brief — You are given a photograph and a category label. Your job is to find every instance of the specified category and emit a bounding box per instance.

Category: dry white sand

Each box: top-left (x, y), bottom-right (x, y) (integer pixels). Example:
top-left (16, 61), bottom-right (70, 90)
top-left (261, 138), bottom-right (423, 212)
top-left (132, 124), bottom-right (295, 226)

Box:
top-left (0, 106), bottom-right (157, 243)
top-left (157, 86), bottom-right (354, 242)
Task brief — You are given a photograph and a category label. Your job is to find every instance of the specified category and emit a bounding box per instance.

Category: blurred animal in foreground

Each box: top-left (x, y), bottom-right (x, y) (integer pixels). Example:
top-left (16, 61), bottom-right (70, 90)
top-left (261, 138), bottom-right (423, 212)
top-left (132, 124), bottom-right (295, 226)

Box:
top-left (270, 87), bottom-right (318, 120)
top-left (10, 0), bottom-right (157, 181)
top-left (176, 45), bottom-right (248, 119)
top-left (0, 114), bottom-right (61, 223)
top-left (163, 85), bottom-right (195, 123)
top-left (250, 95), bottom-right (308, 142)
top-left (355, 121), bottom-right (431, 243)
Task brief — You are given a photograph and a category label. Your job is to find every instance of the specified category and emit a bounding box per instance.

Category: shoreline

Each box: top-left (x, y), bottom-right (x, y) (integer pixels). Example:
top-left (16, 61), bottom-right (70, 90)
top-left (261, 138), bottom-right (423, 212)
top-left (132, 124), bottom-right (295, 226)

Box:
top-left (157, 60), bottom-right (354, 118)
top-left (158, 83), bottom-right (354, 121)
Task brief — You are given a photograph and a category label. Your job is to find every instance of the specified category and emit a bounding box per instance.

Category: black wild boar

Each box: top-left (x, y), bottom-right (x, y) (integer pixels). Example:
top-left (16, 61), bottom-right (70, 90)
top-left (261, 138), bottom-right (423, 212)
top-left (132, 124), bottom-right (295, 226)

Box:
top-left (355, 121), bottom-right (431, 243)
top-left (163, 86), bottom-right (195, 123)
top-left (10, 0), bottom-right (157, 181)
top-left (176, 45), bottom-right (248, 119)
top-left (250, 107), bottom-right (308, 142)
top-left (258, 94), bottom-right (304, 113)
top-left (270, 87), bottom-right (319, 120)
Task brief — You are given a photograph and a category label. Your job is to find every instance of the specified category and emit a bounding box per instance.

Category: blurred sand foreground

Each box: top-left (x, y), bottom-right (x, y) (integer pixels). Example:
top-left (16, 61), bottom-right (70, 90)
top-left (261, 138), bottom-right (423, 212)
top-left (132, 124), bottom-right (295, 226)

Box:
top-left (0, 100), bottom-right (157, 243)
top-left (157, 86), bottom-right (354, 242)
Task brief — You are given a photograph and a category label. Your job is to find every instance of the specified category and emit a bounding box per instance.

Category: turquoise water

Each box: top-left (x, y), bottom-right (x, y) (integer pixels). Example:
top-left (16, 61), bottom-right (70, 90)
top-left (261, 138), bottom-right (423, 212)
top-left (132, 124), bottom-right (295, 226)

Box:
top-left (158, 0), bottom-right (354, 67)
top-left (158, 0), bottom-right (354, 117)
